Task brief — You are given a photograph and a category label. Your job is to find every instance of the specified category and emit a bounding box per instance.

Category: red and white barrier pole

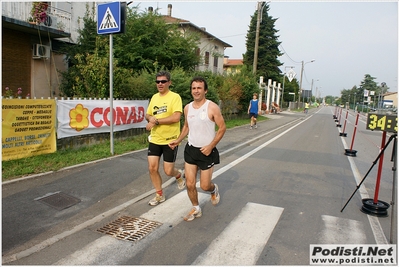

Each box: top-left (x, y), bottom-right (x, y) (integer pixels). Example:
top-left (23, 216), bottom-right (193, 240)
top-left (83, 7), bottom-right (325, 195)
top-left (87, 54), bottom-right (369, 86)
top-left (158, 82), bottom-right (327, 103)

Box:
top-left (339, 110), bottom-right (348, 137)
top-left (336, 107), bottom-right (342, 127)
top-left (345, 112), bottom-right (358, 156)
top-left (333, 106), bottom-right (338, 119)
top-left (373, 131), bottom-right (387, 203)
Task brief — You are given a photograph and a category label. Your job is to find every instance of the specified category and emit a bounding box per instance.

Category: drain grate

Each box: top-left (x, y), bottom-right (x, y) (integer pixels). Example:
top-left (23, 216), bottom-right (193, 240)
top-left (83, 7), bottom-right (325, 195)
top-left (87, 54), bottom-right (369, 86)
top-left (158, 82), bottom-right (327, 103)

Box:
top-left (97, 216), bottom-right (162, 242)
top-left (36, 192), bottom-right (81, 210)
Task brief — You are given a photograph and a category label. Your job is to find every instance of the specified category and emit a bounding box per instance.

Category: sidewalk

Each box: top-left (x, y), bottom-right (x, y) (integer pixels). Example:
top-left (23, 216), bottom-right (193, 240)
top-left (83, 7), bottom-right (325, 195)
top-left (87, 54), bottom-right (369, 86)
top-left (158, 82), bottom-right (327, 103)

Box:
top-left (2, 110), bottom-right (303, 261)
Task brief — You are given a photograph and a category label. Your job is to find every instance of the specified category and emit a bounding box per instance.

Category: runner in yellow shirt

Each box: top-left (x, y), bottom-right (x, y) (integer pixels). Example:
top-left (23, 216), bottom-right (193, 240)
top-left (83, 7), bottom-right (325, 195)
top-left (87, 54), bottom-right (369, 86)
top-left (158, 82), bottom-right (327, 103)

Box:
top-left (145, 71), bottom-right (185, 206)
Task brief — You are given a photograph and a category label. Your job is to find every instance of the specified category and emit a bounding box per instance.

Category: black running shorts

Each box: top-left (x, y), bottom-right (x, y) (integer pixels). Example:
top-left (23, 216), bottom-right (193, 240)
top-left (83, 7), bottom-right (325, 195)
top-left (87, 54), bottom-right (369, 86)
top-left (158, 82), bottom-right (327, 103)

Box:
top-left (148, 142), bottom-right (178, 163)
top-left (184, 143), bottom-right (220, 170)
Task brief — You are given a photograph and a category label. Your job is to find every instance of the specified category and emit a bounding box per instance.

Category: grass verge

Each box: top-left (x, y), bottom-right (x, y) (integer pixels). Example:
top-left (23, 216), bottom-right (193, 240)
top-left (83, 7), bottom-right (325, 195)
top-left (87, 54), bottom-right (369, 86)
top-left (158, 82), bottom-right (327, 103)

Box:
top-left (2, 115), bottom-right (267, 182)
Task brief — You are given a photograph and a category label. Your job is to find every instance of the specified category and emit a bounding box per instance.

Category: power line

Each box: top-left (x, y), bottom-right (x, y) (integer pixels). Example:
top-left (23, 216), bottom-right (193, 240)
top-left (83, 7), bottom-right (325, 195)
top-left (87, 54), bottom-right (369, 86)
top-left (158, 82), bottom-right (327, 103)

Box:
top-left (279, 44), bottom-right (301, 64)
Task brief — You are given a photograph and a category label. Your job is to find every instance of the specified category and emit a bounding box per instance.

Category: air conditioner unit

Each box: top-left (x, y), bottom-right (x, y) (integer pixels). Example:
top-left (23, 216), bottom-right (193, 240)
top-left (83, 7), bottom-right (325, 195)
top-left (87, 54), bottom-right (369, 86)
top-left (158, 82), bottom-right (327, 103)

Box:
top-left (33, 44), bottom-right (51, 59)
top-left (44, 15), bottom-right (57, 28)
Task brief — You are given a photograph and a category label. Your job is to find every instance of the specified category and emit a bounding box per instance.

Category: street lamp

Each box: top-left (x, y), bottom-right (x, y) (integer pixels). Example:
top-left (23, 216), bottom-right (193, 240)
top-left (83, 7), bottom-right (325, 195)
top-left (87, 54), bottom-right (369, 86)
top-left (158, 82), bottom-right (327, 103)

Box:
top-left (310, 79), bottom-right (318, 103)
top-left (281, 66), bottom-right (294, 109)
top-left (298, 59), bottom-right (315, 106)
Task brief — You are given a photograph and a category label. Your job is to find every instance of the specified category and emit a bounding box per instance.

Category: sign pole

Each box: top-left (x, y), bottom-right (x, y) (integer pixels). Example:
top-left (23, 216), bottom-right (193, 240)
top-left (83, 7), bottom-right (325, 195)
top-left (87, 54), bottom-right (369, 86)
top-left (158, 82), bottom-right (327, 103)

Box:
top-left (97, 1), bottom-right (125, 155)
top-left (110, 33), bottom-right (114, 155)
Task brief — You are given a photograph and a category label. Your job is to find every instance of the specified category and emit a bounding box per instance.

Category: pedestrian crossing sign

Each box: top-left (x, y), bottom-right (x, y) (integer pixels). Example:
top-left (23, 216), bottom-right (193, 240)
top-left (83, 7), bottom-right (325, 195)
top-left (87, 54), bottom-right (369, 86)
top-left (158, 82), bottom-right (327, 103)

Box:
top-left (97, 2), bottom-right (125, 34)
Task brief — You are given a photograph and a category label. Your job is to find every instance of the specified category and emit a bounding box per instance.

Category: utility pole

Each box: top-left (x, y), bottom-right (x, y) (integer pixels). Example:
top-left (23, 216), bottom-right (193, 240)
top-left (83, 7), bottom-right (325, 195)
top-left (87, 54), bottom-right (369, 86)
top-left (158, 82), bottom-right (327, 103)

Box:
top-left (253, 2), bottom-right (262, 74)
top-left (299, 60), bottom-right (304, 106)
top-left (298, 59), bottom-right (315, 107)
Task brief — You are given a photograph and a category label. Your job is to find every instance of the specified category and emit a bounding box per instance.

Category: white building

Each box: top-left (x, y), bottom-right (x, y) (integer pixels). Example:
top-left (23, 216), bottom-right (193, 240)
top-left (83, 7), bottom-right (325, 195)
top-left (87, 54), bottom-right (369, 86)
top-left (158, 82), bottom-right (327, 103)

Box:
top-left (160, 4), bottom-right (232, 75)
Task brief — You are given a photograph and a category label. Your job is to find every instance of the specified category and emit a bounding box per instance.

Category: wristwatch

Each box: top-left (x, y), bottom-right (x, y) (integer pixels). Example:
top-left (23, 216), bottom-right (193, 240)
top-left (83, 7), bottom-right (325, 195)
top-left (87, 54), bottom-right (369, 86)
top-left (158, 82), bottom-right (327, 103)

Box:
top-left (155, 119), bottom-right (159, 125)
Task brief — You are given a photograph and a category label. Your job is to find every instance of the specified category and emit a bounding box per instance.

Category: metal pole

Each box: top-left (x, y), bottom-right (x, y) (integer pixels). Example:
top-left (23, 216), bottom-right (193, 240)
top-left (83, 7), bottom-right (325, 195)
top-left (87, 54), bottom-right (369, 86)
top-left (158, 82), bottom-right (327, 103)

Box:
top-left (310, 79), bottom-right (314, 104)
top-left (353, 93), bottom-right (356, 112)
top-left (110, 34), bottom-right (114, 155)
top-left (299, 60), bottom-right (304, 107)
top-left (390, 135), bottom-right (397, 244)
top-left (281, 73), bottom-right (285, 109)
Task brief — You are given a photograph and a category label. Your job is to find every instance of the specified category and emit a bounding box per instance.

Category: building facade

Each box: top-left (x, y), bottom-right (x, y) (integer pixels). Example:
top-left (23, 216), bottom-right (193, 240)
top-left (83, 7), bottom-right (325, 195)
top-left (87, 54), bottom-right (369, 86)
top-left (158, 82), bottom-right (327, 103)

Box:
top-left (2, 2), bottom-right (233, 98)
top-left (2, 2), bottom-right (94, 98)
top-left (161, 4), bottom-right (232, 75)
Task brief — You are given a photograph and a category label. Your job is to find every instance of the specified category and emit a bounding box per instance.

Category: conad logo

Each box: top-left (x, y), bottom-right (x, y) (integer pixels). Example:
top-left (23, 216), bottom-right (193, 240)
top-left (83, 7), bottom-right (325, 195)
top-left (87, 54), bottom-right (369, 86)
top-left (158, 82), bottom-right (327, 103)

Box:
top-left (69, 104), bottom-right (145, 132)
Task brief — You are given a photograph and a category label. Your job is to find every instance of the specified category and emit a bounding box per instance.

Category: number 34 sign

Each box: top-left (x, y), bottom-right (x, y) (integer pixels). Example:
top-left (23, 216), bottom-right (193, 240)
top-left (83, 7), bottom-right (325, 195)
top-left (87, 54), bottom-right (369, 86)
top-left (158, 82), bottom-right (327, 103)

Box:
top-left (366, 113), bottom-right (398, 132)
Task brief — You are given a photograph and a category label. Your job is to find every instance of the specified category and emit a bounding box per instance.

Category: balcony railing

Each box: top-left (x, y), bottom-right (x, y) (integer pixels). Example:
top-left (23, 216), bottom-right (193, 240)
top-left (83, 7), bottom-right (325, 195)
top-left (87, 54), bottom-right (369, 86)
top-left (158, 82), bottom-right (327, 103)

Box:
top-left (46, 5), bottom-right (71, 32)
top-left (1, 2), bottom-right (71, 32)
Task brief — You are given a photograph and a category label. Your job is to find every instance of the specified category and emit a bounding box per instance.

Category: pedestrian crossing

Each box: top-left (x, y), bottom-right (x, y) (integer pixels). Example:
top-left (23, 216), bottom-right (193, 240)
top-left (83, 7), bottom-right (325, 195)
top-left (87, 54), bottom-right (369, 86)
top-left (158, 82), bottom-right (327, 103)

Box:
top-left (192, 202), bottom-right (283, 265)
top-left (52, 191), bottom-right (370, 265)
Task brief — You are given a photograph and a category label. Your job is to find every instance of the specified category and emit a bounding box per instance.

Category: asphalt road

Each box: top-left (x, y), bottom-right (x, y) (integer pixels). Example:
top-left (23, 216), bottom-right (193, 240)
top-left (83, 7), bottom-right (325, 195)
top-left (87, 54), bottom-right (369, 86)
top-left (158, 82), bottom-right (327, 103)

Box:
top-left (2, 106), bottom-right (396, 265)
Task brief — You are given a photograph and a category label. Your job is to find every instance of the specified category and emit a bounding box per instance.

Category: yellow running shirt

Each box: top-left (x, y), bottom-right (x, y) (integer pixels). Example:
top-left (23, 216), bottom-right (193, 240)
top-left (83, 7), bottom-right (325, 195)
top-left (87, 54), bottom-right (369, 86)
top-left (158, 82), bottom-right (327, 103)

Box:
top-left (146, 91), bottom-right (182, 145)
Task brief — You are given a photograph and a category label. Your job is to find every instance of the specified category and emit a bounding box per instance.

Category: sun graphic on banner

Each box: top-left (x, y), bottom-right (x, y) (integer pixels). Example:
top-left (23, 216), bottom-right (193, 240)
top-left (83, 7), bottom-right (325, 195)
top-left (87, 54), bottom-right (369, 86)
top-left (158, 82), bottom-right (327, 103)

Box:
top-left (69, 104), bottom-right (89, 131)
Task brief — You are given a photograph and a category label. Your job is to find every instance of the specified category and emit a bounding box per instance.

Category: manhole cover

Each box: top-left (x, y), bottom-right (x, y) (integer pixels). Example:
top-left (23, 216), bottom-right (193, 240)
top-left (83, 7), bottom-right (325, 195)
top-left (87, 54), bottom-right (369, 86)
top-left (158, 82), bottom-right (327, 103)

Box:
top-left (97, 216), bottom-right (162, 242)
top-left (36, 192), bottom-right (81, 210)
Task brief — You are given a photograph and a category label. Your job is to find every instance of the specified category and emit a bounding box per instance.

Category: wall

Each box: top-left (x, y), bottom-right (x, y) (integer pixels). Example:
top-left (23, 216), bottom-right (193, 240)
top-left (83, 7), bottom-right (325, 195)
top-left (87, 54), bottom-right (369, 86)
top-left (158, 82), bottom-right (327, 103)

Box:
top-left (57, 128), bottom-right (147, 151)
top-left (2, 28), bottom-right (31, 97)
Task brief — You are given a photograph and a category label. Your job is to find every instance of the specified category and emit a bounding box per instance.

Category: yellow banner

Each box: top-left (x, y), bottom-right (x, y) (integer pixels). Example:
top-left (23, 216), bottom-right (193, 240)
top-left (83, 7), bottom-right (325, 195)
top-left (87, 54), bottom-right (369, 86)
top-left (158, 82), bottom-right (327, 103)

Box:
top-left (2, 99), bottom-right (57, 161)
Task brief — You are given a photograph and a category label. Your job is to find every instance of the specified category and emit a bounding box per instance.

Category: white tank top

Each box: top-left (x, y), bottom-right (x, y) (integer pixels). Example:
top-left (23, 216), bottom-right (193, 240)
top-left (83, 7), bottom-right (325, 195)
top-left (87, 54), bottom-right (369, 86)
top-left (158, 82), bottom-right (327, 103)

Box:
top-left (187, 100), bottom-right (215, 148)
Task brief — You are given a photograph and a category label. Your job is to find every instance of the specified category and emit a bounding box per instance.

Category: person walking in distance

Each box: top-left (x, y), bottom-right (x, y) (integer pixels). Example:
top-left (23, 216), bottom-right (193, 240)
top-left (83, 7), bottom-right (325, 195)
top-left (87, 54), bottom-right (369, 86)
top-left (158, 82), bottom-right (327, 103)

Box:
top-left (304, 102), bottom-right (310, 114)
top-left (169, 76), bottom-right (226, 221)
top-left (248, 93), bottom-right (260, 129)
top-left (145, 71), bottom-right (185, 206)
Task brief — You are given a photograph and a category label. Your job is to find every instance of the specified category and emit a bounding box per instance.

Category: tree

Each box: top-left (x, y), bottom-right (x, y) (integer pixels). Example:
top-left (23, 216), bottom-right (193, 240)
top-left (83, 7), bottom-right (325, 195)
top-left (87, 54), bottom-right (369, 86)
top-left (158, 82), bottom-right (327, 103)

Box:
top-left (243, 2), bottom-right (283, 81)
top-left (114, 6), bottom-right (200, 72)
top-left (59, 4), bottom-right (201, 98)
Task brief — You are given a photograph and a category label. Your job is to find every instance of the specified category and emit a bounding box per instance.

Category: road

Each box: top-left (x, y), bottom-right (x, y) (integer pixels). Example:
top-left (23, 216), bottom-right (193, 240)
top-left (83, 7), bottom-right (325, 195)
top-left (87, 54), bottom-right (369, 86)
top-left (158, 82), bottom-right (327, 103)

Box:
top-left (2, 106), bottom-right (396, 265)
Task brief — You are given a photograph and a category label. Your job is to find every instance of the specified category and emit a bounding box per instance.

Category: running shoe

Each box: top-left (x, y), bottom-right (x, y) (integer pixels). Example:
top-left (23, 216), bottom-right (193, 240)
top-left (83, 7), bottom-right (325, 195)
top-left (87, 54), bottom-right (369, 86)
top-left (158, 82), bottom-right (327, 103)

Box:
top-left (184, 207), bottom-right (202, 221)
top-left (175, 169), bottom-right (186, 190)
top-left (211, 184), bottom-right (220, 205)
top-left (148, 193), bottom-right (165, 206)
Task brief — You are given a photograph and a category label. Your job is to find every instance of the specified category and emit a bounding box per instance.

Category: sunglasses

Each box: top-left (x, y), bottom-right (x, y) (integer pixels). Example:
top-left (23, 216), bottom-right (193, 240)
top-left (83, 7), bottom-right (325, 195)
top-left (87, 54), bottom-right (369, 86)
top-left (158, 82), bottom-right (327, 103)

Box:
top-left (155, 80), bottom-right (169, 84)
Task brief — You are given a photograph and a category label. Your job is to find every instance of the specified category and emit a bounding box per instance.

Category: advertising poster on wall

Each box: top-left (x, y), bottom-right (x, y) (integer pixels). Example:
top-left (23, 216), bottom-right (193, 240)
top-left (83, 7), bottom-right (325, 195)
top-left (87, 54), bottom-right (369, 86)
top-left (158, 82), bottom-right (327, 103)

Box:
top-left (56, 100), bottom-right (148, 139)
top-left (2, 99), bottom-right (57, 160)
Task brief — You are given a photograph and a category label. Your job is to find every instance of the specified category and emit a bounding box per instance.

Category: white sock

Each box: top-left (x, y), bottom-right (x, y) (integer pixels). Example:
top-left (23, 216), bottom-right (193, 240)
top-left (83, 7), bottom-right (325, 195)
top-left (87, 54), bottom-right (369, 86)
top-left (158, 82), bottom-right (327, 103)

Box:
top-left (193, 205), bottom-right (200, 211)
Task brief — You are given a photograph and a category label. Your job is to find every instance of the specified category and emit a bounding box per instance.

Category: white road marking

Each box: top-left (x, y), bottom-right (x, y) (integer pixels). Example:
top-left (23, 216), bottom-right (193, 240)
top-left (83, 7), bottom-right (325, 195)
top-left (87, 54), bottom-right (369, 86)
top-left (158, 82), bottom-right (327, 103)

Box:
top-left (193, 202), bottom-right (284, 265)
top-left (320, 215), bottom-right (367, 244)
top-left (55, 192), bottom-right (209, 265)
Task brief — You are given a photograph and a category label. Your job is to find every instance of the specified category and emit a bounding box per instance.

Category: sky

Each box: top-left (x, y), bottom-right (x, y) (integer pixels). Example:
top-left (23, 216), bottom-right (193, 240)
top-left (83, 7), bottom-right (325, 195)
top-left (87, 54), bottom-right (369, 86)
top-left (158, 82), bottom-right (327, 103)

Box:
top-left (134, 1), bottom-right (398, 97)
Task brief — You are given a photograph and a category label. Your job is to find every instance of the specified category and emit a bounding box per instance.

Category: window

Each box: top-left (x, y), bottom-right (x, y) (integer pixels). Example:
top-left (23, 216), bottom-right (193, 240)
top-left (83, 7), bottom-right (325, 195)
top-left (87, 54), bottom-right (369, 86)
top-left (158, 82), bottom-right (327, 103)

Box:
top-left (213, 56), bottom-right (218, 68)
top-left (205, 52), bottom-right (209, 65)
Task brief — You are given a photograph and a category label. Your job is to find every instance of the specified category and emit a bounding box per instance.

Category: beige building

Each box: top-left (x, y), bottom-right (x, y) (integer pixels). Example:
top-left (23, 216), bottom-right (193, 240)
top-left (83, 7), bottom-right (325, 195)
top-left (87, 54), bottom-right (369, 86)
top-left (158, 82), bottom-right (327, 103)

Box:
top-left (161, 4), bottom-right (232, 75)
top-left (383, 91), bottom-right (398, 108)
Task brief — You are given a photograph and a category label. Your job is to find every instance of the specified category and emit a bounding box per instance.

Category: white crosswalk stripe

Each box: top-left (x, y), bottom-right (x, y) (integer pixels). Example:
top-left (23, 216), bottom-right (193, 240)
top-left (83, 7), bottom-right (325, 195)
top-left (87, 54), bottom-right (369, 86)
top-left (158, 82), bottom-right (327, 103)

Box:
top-left (192, 202), bottom-right (284, 265)
top-left (55, 193), bottom-right (283, 265)
top-left (319, 215), bottom-right (367, 244)
top-left (55, 197), bottom-right (369, 265)
top-left (55, 192), bottom-right (209, 265)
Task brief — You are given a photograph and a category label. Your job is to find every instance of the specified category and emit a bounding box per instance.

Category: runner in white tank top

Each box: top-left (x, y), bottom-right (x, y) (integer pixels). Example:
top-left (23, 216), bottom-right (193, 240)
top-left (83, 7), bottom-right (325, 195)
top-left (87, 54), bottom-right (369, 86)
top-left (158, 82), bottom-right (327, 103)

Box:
top-left (168, 76), bottom-right (226, 222)
top-left (187, 100), bottom-right (215, 148)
